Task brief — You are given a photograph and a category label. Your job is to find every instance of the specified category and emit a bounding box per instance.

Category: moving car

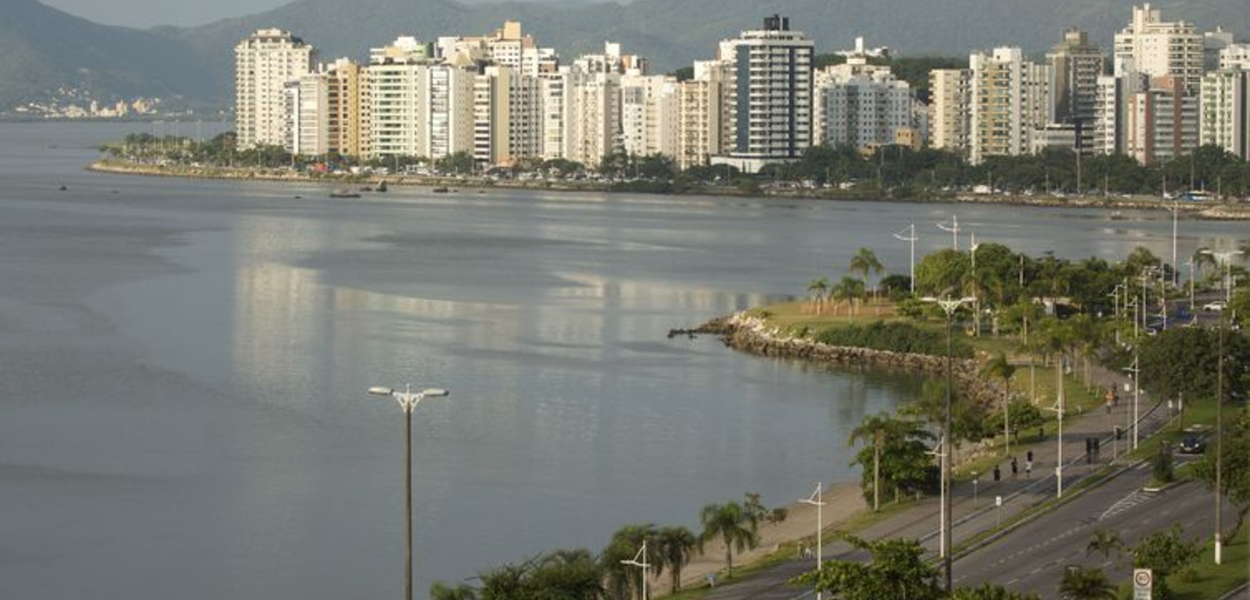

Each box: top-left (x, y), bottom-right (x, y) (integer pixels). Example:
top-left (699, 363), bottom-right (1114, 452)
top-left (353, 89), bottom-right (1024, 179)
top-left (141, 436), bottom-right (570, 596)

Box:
top-left (1179, 432), bottom-right (1207, 454)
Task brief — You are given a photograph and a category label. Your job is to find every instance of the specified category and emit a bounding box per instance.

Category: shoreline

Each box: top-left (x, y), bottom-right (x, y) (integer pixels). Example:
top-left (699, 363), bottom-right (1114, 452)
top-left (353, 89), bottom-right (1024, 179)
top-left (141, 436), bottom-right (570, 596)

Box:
top-left (87, 160), bottom-right (1250, 220)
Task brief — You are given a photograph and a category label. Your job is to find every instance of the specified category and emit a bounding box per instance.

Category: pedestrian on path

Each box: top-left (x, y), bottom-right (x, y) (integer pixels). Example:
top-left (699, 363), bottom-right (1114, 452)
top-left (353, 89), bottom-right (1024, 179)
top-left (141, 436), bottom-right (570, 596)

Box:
top-left (993, 465), bottom-right (1001, 484)
top-left (1025, 458), bottom-right (1032, 478)
top-left (1010, 456), bottom-right (1019, 479)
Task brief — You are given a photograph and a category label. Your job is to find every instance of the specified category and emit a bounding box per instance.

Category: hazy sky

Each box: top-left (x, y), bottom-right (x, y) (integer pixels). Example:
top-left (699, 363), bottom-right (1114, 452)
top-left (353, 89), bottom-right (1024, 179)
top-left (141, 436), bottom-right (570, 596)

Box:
top-left (43, 0), bottom-right (586, 28)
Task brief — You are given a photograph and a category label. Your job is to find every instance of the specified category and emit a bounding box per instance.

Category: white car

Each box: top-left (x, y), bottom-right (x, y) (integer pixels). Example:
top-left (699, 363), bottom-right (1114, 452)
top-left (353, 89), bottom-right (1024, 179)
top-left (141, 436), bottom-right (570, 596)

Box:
top-left (1203, 301), bottom-right (1227, 312)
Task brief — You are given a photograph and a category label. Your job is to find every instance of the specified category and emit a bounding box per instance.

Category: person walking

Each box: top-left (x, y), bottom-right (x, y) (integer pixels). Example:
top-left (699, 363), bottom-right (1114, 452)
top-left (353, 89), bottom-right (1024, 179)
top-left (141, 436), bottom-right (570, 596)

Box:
top-left (1010, 456), bottom-right (1019, 480)
top-left (1025, 458), bottom-right (1032, 478)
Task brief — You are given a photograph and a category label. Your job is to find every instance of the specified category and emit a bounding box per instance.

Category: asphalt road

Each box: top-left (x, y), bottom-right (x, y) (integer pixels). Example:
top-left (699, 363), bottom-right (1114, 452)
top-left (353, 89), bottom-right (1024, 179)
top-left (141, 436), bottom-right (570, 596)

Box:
top-left (955, 455), bottom-right (1236, 599)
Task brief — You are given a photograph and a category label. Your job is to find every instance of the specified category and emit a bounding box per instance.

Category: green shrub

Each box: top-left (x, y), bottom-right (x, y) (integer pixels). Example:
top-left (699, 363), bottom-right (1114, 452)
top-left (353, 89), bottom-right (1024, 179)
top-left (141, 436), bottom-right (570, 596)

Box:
top-left (814, 321), bottom-right (971, 357)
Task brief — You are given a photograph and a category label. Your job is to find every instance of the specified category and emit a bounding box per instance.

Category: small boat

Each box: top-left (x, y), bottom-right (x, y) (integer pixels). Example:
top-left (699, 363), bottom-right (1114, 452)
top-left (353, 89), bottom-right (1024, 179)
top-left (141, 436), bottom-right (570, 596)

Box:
top-left (360, 186), bottom-right (374, 192)
top-left (58, 185), bottom-right (67, 191)
top-left (376, 181), bottom-right (389, 193)
top-left (432, 187), bottom-right (449, 193)
top-left (294, 195), bottom-right (303, 199)
top-left (330, 189), bottom-right (361, 198)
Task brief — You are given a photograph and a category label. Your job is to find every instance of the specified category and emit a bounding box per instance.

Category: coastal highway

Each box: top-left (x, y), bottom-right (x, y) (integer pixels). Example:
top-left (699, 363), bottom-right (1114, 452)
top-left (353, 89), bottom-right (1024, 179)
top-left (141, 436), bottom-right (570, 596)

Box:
top-left (954, 456), bottom-right (1233, 599)
top-left (701, 455), bottom-right (1230, 600)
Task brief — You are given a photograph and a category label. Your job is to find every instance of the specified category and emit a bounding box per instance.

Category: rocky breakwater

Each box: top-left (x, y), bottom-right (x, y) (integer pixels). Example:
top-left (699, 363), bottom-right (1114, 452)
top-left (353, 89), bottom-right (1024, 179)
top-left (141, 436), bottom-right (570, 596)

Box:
top-left (701, 313), bottom-right (999, 407)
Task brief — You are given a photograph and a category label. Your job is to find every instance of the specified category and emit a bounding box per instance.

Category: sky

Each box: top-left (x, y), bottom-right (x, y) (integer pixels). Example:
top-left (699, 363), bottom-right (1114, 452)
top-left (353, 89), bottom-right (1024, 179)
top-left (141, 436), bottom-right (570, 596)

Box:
top-left (42, 0), bottom-right (592, 28)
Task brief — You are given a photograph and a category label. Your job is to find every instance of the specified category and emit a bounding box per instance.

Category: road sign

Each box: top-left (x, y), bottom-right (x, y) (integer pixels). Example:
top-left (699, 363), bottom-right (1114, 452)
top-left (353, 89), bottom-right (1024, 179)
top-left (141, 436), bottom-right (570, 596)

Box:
top-left (1133, 568), bottom-right (1152, 600)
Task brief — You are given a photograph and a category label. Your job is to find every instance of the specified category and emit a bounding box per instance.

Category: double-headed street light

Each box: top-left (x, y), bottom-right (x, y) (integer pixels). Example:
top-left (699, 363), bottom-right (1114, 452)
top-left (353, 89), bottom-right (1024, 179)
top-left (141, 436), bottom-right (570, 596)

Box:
top-left (799, 483), bottom-right (828, 600)
top-left (367, 384), bottom-right (450, 600)
top-left (920, 295), bottom-right (976, 593)
top-left (935, 215), bottom-right (961, 251)
top-left (621, 541), bottom-right (651, 600)
top-left (1122, 352), bottom-right (1140, 450)
top-left (893, 224), bottom-right (918, 295)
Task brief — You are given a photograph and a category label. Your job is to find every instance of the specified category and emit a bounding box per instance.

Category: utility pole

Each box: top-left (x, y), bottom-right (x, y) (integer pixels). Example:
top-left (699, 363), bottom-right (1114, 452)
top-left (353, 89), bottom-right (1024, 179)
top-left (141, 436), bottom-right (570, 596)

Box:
top-left (893, 224), bottom-right (918, 294)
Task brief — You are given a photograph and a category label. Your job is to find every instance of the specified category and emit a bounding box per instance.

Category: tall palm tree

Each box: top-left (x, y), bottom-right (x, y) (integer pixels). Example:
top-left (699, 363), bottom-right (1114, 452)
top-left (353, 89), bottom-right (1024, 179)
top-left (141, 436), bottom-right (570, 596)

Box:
top-left (603, 524), bottom-right (656, 600)
top-left (849, 248), bottom-right (886, 302)
top-left (653, 526), bottom-right (697, 592)
top-left (1057, 566), bottom-right (1116, 600)
top-left (430, 582), bottom-right (478, 600)
top-left (849, 412), bottom-right (895, 511)
top-left (698, 502), bottom-right (759, 579)
top-left (1040, 317), bottom-right (1072, 412)
top-left (807, 277), bottom-right (829, 315)
top-left (1085, 529), bottom-right (1122, 561)
top-left (981, 351), bottom-right (1017, 456)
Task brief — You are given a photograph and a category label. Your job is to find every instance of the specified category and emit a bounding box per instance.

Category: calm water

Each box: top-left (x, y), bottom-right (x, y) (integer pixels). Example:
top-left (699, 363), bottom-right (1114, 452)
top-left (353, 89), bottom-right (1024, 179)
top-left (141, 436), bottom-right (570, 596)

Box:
top-left (0, 123), bottom-right (1244, 600)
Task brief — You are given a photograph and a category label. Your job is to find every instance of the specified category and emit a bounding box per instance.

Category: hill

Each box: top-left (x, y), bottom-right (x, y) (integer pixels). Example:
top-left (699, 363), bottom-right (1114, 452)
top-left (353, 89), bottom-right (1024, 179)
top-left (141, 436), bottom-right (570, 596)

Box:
top-left (0, 0), bottom-right (215, 112)
top-left (2, 0), bottom-right (1249, 111)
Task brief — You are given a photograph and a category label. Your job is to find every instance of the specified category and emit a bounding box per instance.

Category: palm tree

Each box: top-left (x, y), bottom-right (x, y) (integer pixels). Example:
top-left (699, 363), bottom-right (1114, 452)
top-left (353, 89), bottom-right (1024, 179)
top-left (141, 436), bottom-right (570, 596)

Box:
top-left (1039, 317), bottom-right (1072, 412)
top-left (849, 413), bottom-right (894, 511)
top-left (603, 524), bottom-right (656, 600)
top-left (1193, 246), bottom-right (1218, 283)
top-left (1086, 529), bottom-right (1123, 561)
top-left (981, 351), bottom-right (1017, 456)
top-left (430, 582), bottom-right (478, 600)
top-left (653, 526), bottom-right (697, 592)
top-left (849, 248), bottom-right (885, 302)
top-left (698, 502), bottom-right (759, 578)
top-left (807, 278), bottom-right (829, 314)
top-left (1057, 566), bottom-right (1116, 600)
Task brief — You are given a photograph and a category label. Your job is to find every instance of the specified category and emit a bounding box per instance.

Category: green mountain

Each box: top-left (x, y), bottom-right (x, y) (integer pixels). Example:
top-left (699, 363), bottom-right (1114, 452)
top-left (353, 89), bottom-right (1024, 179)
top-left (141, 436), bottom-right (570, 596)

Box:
top-left (2, 0), bottom-right (1248, 111)
top-left (0, 0), bottom-right (215, 112)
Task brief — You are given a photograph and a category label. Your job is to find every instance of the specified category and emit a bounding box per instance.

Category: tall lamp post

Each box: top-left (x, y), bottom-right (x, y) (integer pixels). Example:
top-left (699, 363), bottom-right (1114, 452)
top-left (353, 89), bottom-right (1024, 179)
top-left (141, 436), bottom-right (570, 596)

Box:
top-left (368, 385), bottom-right (450, 600)
top-left (621, 541), bottom-right (651, 600)
top-left (921, 295), bottom-right (976, 593)
top-left (1123, 352), bottom-right (1140, 450)
top-left (1043, 398), bottom-right (1065, 498)
top-left (1200, 249), bottom-right (1241, 566)
top-left (893, 224), bottom-right (918, 294)
top-left (936, 215), bottom-right (961, 251)
top-left (799, 483), bottom-right (828, 600)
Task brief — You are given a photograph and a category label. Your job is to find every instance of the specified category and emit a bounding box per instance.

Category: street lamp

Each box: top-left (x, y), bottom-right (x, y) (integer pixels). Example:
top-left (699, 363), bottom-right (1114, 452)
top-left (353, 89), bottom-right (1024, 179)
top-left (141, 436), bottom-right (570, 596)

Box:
top-left (367, 384), bottom-right (450, 600)
top-left (1166, 202), bottom-right (1180, 287)
top-left (621, 541), bottom-right (651, 600)
top-left (935, 215), bottom-right (961, 251)
top-left (1201, 250), bottom-right (1244, 305)
top-left (1123, 352), bottom-right (1140, 449)
top-left (1043, 398), bottom-right (1064, 498)
top-left (920, 295), bottom-right (976, 593)
top-left (893, 224), bottom-right (918, 294)
top-left (799, 483), bottom-right (828, 600)
top-left (1197, 251), bottom-right (1241, 566)
top-left (928, 434), bottom-right (948, 559)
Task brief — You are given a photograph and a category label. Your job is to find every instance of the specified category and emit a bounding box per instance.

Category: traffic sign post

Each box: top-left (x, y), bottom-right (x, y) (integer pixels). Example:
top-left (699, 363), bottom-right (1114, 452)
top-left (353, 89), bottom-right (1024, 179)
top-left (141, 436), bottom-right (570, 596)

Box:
top-left (1133, 568), bottom-right (1152, 600)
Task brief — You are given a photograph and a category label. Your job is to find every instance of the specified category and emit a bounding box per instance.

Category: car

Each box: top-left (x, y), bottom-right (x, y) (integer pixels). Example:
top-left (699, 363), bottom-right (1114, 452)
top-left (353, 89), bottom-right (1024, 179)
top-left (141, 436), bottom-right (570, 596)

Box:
top-left (1203, 301), bottom-right (1227, 312)
top-left (1179, 433), bottom-right (1207, 454)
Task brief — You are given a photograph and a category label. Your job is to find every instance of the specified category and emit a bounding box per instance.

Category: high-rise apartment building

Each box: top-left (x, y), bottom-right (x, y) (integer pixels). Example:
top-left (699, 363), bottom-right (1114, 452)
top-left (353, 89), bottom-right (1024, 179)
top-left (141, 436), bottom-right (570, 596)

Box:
top-left (1047, 29), bottom-right (1105, 130)
top-left (473, 65), bottom-right (543, 166)
top-left (235, 29), bottom-right (315, 149)
top-left (426, 61), bottom-right (477, 160)
top-left (437, 21), bottom-right (559, 77)
top-left (813, 52), bottom-right (912, 151)
top-left (1222, 44), bottom-right (1250, 70)
top-left (620, 74), bottom-right (681, 159)
top-left (1125, 75), bottom-right (1199, 165)
top-left (968, 47), bottom-right (1053, 164)
top-left (286, 73), bottom-right (329, 156)
top-left (928, 69), bottom-right (972, 155)
top-left (366, 37), bottom-right (430, 159)
top-left (676, 61), bottom-right (728, 169)
top-left (1200, 67), bottom-right (1250, 159)
top-left (1113, 4), bottom-right (1204, 90)
top-left (713, 15), bottom-right (814, 173)
top-left (325, 59), bottom-right (365, 158)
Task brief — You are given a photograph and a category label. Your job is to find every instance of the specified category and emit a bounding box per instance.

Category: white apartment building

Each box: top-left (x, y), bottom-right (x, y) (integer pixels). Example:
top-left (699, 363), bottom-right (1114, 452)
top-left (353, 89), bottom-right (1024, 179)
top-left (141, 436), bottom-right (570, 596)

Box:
top-left (813, 54), bottom-right (912, 150)
top-left (677, 60), bottom-right (728, 169)
top-left (437, 21), bottom-right (559, 77)
top-left (285, 73), bottom-right (329, 156)
top-left (1047, 28), bottom-right (1105, 131)
top-left (713, 15), bottom-right (814, 173)
top-left (1200, 68), bottom-right (1250, 159)
top-left (928, 69), bottom-right (972, 154)
top-left (235, 29), bottom-right (314, 149)
top-left (567, 69), bottom-right (621, 167)
top-left (426, 62), bottom-right (477, 160)
top-left (366, 37), bottom-right (430, 159)
top-left (968, 47), bottom-right (1053, 164)
top-left (1222, 44), bottom-right (1250, 70)
top-left (620, 73), bottom-right (681, 159)
top-left (1113, 4), bottom-right (1204, 90)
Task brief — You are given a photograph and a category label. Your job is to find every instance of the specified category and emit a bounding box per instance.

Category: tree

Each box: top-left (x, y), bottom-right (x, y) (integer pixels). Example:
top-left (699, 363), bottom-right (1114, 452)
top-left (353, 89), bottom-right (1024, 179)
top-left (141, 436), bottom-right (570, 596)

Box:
top-left (744, 492), bottom-right (787, 525)
top-left (850, 413), bottom-right (892, 511)
top-left (788, 536), bottom-right (942, 600)
top-left (698, 502), bottom-right (759, 578)
top-left (1057, 566), bottom-right (1116, 600)
top-left (1192, 407), bottom-right (1250, 539)
top-left (851, 415), bottom-right (937, 504)
top-left (1086, 529), bottom-right (1123, 561)
top-left (949, 582), bottom-right (1039, 600)
top-left (981, 351), bottom-right (1017, 456)
top-left (1139, 327), bottom-right (1250, 403)
top-left (653, 526), bottom-right (697, 592)
top-left (529, 549), bottom-right (606, 600)
top-left (431, 582), bottom-right (479, 600)
top-left (808, 277), bottom-right (829, 314)
top-left (915, 249), bottom-right (970, 297)
top-left (1131, 524), bottom-right (1202, 599)
top-left (602, 524), bottom-right (656, 600)
top-left (850, 248), bottom-right (886, 300)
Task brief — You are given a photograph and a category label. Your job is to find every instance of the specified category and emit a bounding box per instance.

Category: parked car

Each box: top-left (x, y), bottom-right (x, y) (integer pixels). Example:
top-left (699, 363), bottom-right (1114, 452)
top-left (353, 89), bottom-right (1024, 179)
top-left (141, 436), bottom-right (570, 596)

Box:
top-left (1179, 432), bottom-right (1207, 454)
top-left (1203, 301), bottom-right (1227, 312)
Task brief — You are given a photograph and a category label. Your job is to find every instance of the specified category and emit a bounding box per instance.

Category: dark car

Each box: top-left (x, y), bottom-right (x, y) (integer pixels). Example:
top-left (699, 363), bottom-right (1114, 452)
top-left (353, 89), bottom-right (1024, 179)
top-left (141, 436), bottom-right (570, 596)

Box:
top-left (1179, 433), bottom-right (1207, 454)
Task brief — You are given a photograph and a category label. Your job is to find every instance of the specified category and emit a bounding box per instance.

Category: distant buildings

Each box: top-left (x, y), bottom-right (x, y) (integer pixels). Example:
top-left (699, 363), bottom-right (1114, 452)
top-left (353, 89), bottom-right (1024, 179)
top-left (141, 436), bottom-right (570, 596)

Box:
top-left (230, 6), bottom-right (1248, 175)
top-left (235, 28), bottom-right (314, 150)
